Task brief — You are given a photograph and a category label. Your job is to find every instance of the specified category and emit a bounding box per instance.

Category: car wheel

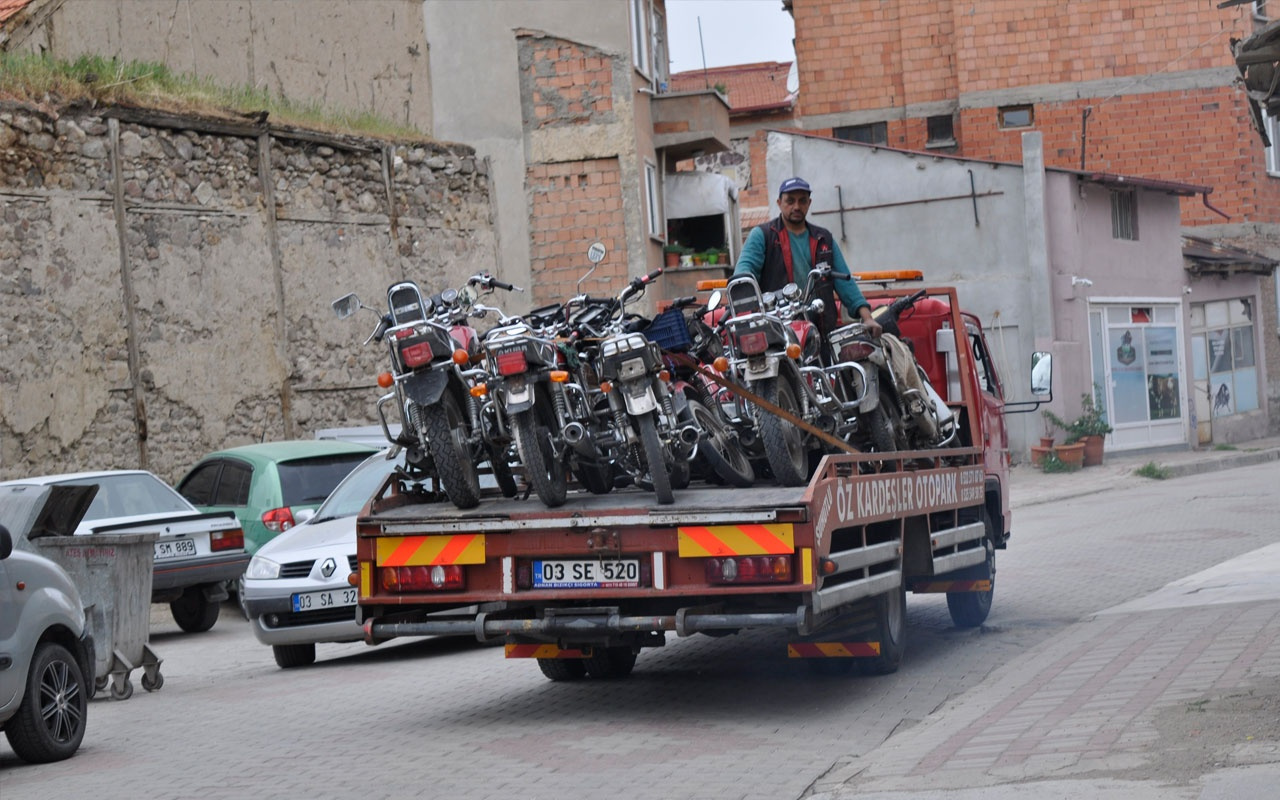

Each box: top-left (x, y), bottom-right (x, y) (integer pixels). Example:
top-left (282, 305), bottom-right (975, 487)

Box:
top-left (272, 643), bottom-right (317, 669)
top-left (3, 642), bottom-right (88, 763)
top-left (170, 586), bottom-right (220, 633)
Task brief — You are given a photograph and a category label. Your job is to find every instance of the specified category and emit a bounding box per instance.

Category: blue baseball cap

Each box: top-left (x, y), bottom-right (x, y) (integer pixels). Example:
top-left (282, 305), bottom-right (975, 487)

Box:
top-left (778, 177), bottom-right (811, 196)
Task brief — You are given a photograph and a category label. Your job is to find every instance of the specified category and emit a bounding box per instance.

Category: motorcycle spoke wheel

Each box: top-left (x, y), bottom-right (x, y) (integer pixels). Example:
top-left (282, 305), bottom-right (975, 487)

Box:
top-left (758, 377), bottom-right (809, 487)
top-left (637, 412), bottom-right (675, 505)
top-left (513, 397), bottom-right (567, 507)
top-left (688, 398), bottom-right (754, 488)
top-left (422, 393), bottom-right (482, 509)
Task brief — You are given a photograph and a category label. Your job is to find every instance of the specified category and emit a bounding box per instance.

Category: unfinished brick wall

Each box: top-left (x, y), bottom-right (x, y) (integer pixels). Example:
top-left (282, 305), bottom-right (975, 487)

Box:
top-left (519, 33), bottom-right (617, 130)
top-left (526, 158), bottom-right (627, 305)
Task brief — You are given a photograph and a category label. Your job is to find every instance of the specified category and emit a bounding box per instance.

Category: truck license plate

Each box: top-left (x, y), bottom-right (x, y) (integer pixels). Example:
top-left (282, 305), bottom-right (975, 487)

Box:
top-left (292, 588), bottom-right (359, 612)
top-left (154, 538), bottom-right (197, 560)
top-left (532, 559), bottom-right (640, 589)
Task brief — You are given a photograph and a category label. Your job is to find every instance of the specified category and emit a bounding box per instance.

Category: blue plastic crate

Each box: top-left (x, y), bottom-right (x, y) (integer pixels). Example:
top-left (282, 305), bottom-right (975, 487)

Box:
top-left (644, 307), bottom-right (693, 352)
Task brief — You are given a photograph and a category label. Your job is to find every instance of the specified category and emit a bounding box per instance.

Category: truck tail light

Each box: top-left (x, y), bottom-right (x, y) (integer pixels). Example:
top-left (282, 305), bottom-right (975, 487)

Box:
top-left (379, 565), bottom-right (465, 592)
top-left (495, 350), bottom-right (527, 376)
top-left (839, 341), bottom-right (875, 362)
top-left (210, 528), bottom-right (244, 552)
top-left (400, 341), bottom-right (434, 368)
top-left (737, 331), bottom-right (768, 355)
top-left (262, 507), bottom-right (295, 533)
top-left (704, 555), bottom-right (793, 584)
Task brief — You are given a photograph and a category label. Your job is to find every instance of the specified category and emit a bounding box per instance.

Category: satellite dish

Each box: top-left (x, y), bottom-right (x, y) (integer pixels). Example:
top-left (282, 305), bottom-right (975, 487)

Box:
top-left (786, 60), bottom-right (799, 95)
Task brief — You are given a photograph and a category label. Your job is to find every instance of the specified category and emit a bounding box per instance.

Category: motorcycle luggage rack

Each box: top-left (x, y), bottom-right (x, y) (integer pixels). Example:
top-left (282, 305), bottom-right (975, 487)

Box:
top-left (643, 307), bottom-right (694, 352)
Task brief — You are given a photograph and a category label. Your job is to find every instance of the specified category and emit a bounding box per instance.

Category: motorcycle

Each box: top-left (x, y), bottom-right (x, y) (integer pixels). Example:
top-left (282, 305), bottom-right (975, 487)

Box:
top-left (331, 273), bottom-right (522, 510)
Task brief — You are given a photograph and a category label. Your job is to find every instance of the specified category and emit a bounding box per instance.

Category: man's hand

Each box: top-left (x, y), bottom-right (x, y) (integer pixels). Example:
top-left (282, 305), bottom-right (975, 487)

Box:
top-left (859, 308), bottom-right (883, 338)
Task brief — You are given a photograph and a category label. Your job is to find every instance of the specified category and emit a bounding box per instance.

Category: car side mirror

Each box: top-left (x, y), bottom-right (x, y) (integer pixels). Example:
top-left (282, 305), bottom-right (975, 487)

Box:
top-left (1030, 352), bottom-right (1053, 396)
top-left (0, 524), bottom-right (12, 560)
top-left (294, 509), bottom-right (316, 525)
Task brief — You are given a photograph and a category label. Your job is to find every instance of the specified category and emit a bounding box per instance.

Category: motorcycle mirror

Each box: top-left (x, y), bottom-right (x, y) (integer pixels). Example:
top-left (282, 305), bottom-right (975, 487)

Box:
top-left (458, 284), bottom-right (478, 312)
top-left (587, 241), bottom-right (607, 264)
top-left (809, 299), bottom-right (825, 315)
top-left (707, 289), bottom-right (723, 311)
top-left (331, 293), bottom-right (362, 319)
top-left (1030, 352), bottom-right (1053, 397)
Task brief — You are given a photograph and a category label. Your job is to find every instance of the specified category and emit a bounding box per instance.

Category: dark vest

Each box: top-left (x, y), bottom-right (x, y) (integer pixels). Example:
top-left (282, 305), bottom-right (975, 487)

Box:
top-left (761, 217), bottom-right (840, 333)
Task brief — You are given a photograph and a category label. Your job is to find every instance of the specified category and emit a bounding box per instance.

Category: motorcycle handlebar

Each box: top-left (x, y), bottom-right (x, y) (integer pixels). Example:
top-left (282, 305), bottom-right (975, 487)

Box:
top-left (372, 315), bottom-right (391, 343)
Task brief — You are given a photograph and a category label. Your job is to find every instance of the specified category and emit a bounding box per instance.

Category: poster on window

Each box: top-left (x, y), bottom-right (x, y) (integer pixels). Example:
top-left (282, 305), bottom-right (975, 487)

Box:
top-left (1211, 377), bottom-right (1235, 417)
top-left (1110, 328), bottom-right (1147, 424)
top-left (1207, 329), bottom-right (1232, 373)
top-left (1145, 327), bottom-right (1179, 420)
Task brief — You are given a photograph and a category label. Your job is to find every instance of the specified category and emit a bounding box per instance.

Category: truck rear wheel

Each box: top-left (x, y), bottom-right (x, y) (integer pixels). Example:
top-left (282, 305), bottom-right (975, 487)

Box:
top-left (584, 646), bottom-right (637, 679)
top-left (856, 576), bottom-right (906, 675)
top-left (537, 658), bottom-right (587, 681)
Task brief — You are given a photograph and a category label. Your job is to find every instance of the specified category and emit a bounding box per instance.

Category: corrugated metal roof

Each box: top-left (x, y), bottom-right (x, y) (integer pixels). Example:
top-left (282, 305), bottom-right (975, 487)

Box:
top-left (0, 0), bottom-right (35, 25)
top-left (669, 61), bottom-right (795, 115)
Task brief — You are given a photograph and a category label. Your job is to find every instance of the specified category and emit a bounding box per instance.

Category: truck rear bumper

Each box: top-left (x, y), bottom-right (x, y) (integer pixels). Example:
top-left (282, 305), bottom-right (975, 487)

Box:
top-left (364, 605), bottom-right (811, 644)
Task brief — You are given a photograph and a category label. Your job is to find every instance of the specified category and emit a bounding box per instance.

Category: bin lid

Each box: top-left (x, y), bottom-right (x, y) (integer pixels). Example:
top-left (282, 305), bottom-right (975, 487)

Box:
top-left (0, 484), bottom-right (98, 540)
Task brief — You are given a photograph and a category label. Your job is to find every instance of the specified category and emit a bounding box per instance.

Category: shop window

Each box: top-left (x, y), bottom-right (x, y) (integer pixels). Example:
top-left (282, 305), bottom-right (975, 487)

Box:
top-left (833, 122), bottom-right (888, 145)
top-left (1197, 299), bottom-right (1258, 418)
top-left (1111, 190), bottom-right (1138, 240)
top-left (998, 105), bottom-right (1033, 129)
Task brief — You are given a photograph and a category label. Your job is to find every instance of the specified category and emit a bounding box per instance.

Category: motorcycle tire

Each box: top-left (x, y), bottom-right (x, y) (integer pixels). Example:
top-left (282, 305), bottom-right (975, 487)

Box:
top-left (757, 376), bottom-right (809, 487)
top-left (687, 397), bottom-right (754, 488)
top-left (513, 394), bottom-right (567, 508)
top-left (868, 386), bottom-right (909, 455)
top-left (420, 393), bottom-right (482, 509)
top-left (573, 461), bottom-right (614, 495)
top-left (488, 443), bottom-right (518, 498)
top-left (637, 412), bottom-right (675, 505)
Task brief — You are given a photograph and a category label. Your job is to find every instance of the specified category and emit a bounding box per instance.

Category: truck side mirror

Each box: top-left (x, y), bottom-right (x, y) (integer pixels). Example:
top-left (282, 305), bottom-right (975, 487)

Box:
top-left (1030, 352), bottom-right (1053, 396)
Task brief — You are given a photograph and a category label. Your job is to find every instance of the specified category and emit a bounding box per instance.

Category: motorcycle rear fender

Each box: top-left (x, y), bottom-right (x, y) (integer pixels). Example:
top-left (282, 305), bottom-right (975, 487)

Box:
top-left (621, 381), bottom-right (658, 415)
top-left (503, 375), bottom-right (535, 414)
top-left (859, 367), bottom-right (881, 411)
top-left (401, 367), bottom-right (451, 407)
top-left (743, 353), bottom-right (780, 381)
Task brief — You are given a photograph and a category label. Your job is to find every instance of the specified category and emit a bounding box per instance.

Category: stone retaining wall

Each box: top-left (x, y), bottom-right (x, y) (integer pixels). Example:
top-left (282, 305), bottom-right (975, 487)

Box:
top-left (0, 101), bottom-right (496, 483)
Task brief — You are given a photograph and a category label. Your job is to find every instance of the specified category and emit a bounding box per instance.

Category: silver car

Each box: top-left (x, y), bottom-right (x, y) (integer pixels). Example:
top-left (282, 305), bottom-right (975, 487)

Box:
top-left (0, 525), bottom-right (93, 763)
top-left (242, 449), bottom-right (406, 668)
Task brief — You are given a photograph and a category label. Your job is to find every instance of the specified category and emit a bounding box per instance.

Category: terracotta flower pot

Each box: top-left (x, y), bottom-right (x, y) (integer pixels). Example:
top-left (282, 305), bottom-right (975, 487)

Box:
top-left (664, 250), bottom-right (680, 268)
top-left (1030, 445), bottom-right (1053, 468)
top-left (1039, 437), bottom-right (1055, 448)
top-left (1081, 435), bottom-right (1104, 467)
top-left (1053, 442), bottom-right (1086, 469)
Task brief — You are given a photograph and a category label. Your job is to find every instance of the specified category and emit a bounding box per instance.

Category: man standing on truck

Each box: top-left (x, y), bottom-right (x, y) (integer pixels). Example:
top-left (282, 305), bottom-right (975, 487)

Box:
top-left (734, 176), bottom-right (882, 338)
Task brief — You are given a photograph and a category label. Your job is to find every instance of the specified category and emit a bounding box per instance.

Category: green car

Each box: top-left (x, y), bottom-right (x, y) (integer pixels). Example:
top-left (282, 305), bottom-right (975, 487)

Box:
top-left (177, 441), bottom-right (378, 554)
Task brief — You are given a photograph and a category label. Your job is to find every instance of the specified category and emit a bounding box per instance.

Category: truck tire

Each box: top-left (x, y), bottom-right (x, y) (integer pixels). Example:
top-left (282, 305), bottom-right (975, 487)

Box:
top-left (757, 376), bottom-right (808, 486)
top-left (856, 576), bottom-right (906, 675)
top-left (513, 396), bottom-right (567, 507)
top-left (421, 392), bottom-right (481, 509)
top-left (947, 512), bottom-right (996, 628)
top-left (584, 646), bottom-right (638, 679)
top-left (4, 642), bottom-right (87, 763)
top-left (537, 658), bottom-right (587, 681)
top-left (273, 643), bottom-right (317, 669)
top-left (170, 585), bottom-right (220, 633)
top-left (637, 412), bottom-right (675, 505)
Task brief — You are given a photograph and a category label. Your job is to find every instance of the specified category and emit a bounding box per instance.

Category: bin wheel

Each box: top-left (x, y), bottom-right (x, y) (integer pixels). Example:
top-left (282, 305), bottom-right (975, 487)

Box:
top-left (95, 676), bottom-right (109, 693)
top-left (141, 672), bottom-right (164, 692)
top-left (110, 676), bottom-right (133, 701)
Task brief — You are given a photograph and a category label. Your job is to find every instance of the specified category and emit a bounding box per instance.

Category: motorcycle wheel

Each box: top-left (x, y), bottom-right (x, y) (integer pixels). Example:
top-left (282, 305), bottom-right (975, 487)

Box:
top-left (420, 393), bottom-right (482, 509)
top-left (513, 395), bottom-right (567, 508)
top-left (687, 397), bottom-right (754, 488)
top-left (757, 376), bottom-right (809, 487)
top-left (488, 443), bottom-right (518, 498)
top-left (637, 412), bottom-right (675, 505)
top-left (574, 461), bottom-right (614, 495)
top-left (867, 386), bottom-right (909, 455)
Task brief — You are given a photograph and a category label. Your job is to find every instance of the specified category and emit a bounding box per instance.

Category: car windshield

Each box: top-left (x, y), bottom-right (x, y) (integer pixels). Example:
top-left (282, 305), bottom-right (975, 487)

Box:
top-left (310, 452), bottom-right (405, 520)
top-left (56, 473), bottom-right (194, 521)
top-left (277, 454), bottom-right (373, 506)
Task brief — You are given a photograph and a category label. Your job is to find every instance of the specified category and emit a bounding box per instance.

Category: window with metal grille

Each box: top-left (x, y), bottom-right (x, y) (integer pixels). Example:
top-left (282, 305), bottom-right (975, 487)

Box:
top-left (833, 122), bottom-right (888, 145)
top-left (1110, 190), bottom-right (1138, 241)
top-left (926, 114), bottom-right (956, 147)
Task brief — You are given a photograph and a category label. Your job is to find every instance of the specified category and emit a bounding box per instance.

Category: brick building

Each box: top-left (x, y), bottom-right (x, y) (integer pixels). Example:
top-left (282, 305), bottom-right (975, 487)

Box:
top-left (780, 0), bottom-right (1280, 442)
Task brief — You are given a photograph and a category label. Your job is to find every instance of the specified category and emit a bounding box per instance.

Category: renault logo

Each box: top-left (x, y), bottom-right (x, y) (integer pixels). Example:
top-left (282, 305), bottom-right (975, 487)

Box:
top-left (321, 558), bottom-right (336, 578)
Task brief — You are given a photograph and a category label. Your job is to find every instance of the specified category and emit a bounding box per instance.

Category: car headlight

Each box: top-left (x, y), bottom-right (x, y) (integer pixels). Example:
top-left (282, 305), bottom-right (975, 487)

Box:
top-left (245, 556), bottom-right (281, 580)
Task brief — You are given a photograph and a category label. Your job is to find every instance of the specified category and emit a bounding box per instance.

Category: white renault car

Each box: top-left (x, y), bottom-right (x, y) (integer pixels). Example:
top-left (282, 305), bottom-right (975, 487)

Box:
top-left (242, 449), bottom-right (406, 668)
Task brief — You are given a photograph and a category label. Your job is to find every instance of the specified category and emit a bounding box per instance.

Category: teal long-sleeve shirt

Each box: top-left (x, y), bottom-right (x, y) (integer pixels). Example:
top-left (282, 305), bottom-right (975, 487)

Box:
top-left (733, 224), bottom-right (870, 318)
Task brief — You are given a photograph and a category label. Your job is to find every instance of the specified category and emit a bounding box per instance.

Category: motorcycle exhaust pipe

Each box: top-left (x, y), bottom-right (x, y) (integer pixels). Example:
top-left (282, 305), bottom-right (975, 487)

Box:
top-left (563, 422), bottom-right (601, 458)
top-left (678, 425), bottom-right (701, 446)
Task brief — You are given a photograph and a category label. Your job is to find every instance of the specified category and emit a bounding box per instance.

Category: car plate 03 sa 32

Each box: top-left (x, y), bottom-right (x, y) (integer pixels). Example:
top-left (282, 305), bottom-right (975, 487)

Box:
top-left (292, 587), bottom-right (358, 612)
top-left (532, 559), bottom-right (640, 589)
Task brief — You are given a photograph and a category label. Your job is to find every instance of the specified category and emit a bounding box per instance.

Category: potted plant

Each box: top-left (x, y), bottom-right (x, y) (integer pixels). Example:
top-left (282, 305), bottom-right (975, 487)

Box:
top-left (663, 243), bottom-right (688, 268)
top-left (1042, 389), bottom-right (1113, 468)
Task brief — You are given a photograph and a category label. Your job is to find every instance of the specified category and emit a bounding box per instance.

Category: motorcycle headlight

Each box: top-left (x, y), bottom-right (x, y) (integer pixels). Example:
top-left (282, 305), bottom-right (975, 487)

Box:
top-left (246, 556), bottom-right (281, 580)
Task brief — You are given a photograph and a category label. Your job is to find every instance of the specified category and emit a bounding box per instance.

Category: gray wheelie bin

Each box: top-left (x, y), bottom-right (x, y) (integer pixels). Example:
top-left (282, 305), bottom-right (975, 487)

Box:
top-left (0, 483), bottom-right (164, 700)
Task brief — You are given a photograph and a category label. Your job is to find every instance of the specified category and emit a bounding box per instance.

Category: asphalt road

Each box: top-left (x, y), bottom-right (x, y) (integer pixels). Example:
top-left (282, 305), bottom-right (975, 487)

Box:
top-left (3, 461), bottom-right (1277, 800)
